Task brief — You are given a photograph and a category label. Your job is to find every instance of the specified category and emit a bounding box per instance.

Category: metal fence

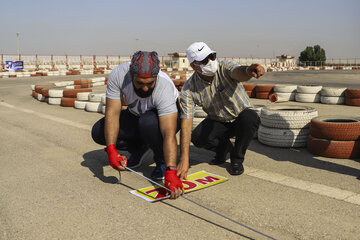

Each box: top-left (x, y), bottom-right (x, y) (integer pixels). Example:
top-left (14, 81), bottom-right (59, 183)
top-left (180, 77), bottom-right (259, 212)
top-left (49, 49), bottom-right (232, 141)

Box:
top-left (1, 54), bottom-right (359, 71)
top-left (298, 59), bottom-right (360, 67)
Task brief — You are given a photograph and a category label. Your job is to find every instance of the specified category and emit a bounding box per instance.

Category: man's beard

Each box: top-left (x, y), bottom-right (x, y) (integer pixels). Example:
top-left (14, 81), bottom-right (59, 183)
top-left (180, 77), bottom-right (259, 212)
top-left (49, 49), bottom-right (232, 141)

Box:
top-left (133, 85), bottom-right (154, 98)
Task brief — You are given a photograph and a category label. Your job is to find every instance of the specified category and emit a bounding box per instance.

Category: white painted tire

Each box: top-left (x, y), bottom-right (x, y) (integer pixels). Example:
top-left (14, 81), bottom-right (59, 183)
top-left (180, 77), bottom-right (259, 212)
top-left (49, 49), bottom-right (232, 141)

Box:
top-left (102, 105), bottom-right (106, 114)
top-left (88, 93), bottom-right (105, 102)
top-left (295, 93), bottom-right (321, 103)
top-left (276, 92), bottom-right (296, 101)
top-left (260, 105), bottom-right (318, 129)
top-left (74, 101), bottom-right (88, 109)
top-left (77, 92), bottom-right (90, 101)
top-left (37, 93), bottom-right (45, 102)
top-left (101, 95), bottom-right (106, 105)
top-left (320, 96), bottom-right (345, 105)
top-left (48, 97), bottom-right (61, 105)
top-left (85, 102), bottom-right (103, 112)
top-left (92, 82), bottom-right (105, 86)
top-left (54, 81), bottom-right (74, 87)
top-left (274, 84), bottom-right (297, 93)
top-left (320, 87), bottom-right (346, 97)
top-left (297, 85), bottom-right (322, 94)
top-left (91, 77), bottom-right (106, 82)
top-left (49, 89), bottom-right (63, 98)
top-left (258, 125), bottom-right (309, 148)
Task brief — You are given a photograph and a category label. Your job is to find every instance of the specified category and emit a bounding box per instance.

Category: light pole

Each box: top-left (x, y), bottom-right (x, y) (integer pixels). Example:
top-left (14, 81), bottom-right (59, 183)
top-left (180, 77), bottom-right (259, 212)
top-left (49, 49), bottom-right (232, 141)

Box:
top-left (135, 38), bottom-right (139, 51)
top-left (16, 32), bottom-right (20, 60)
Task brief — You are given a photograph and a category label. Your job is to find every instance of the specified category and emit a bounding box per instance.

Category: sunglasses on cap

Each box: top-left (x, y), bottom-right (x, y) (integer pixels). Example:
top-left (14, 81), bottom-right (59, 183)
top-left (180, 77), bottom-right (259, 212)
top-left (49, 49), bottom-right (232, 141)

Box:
top-left (195, 53), bottom-right (217, 65)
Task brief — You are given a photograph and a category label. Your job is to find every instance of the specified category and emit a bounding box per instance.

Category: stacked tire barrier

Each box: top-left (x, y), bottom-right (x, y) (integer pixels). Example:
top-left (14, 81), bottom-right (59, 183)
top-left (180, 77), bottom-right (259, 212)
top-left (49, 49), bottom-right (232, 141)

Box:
top-left (243, 84), bottom-right (257, 98)
top-left (249, 105), bottom-right (264, 138)
top-left (274, 84), bottom-right (297, 101)
top-left (320, 87), bottom-right (346, 105)
top-left (255, 85), bottom-right (274, 99)
top-left (345, 89), bottom-right (360, 106)
top-left (307, 116), bottom-right (360, 158)
top-left (258, 105), bottom-right (318, 147)
top-left (295, 85), bottom-right (322, 103)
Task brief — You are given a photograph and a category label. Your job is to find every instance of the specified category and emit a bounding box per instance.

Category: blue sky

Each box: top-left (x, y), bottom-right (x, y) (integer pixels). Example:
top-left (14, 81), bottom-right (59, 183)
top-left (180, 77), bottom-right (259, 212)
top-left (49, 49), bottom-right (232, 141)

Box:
top-left (0, 0), bottom-right (359, 59)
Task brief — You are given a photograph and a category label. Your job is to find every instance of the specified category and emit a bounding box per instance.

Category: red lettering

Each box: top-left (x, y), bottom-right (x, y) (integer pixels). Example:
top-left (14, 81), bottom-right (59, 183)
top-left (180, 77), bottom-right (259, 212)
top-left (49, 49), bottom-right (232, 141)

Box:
top-left (182, 180), bottom-right (197, 190)
top-left (195, 176), bottom-right (220, 185)
top-left (145, 187), bottom-right (167, 199)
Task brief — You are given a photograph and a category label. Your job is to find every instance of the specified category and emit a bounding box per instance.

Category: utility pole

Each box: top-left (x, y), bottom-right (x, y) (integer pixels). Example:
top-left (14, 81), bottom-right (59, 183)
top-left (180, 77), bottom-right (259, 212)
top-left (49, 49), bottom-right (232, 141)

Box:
top-left (16, 32), bottom-right (20, 60)
top-left (135, 38), bottom-right (139, 51)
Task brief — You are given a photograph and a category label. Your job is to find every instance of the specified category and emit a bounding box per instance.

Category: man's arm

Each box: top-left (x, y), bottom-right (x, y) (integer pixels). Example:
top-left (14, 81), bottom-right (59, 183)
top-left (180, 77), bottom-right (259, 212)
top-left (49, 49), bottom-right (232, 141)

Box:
top-left (159, 112), bottom-right (183, 198)
top-left (105, 98), bottom-right (126, 171)
top-left (159, 112), bottom-right (178, 167)
top-left (177, 118), bottom-right (193, 180)
top-left (231, 63), bottom-right (265, 82)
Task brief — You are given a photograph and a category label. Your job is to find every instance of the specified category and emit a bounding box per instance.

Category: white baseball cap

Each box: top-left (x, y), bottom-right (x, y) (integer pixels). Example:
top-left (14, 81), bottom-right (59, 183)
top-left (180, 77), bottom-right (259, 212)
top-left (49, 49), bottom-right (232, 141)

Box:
top-left (186, 42), bottom-right (216, 63)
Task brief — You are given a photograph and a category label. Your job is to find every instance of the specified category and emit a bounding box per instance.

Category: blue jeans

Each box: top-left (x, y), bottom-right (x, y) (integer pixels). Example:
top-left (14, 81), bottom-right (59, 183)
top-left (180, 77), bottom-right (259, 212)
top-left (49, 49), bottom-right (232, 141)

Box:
top-left (91, 107), bottom-right (180, 164)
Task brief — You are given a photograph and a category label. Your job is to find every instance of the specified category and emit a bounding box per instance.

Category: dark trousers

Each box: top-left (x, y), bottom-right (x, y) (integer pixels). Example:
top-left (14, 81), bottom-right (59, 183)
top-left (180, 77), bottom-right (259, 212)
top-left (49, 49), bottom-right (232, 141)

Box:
top-left (191, 108), bottom-right (260, 164)
top-left (91, 108), bottom-right (181, 164)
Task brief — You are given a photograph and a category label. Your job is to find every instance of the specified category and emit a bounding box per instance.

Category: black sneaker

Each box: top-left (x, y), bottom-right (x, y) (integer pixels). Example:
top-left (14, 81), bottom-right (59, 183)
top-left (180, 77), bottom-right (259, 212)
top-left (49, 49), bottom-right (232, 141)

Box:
top-left (227, 163), bottom-right (244, 176)
top-left (150, 163), bottom-right (166, 181)
top-left (127, 145), bottom-right (152, 169)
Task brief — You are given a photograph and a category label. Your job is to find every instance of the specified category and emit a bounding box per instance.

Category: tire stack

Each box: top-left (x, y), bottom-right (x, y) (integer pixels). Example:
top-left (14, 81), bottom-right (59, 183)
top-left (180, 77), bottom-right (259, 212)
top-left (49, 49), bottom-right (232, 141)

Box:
top-left (320, 87), bottom-right (346, 105)
top-left (273, 84), bottom-right (297, 101)
top-left (249, 105), bottom-right (265, 139)
top-left (86, 93), bottom-right (106, 113)
top-left (74, 92), bottom-right (91, 110)
top-left (61, 88), bottom-right (92, 107)
top-left (345, 89), bottom-right (360, 106)
top-left (48, 89), bottom-right (64, 105)
top-left (295, 85), bottom-right (322, 103)
top-left (258, 105), bottom-right (318, 147)
top-left (307, 116), bottom-right (360, 158)
top-left (255, 85), bottom-right (274, 99)
top-left (243, 84), bottom-right (257, 98)
top-left (101, 95), bottom-right (106, 114)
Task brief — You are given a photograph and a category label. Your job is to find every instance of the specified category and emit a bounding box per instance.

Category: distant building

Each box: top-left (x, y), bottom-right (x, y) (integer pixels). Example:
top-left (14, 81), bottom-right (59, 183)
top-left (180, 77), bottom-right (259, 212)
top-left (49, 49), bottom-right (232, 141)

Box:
top-left (166, 52), bottom-right (189, 69)
top-left (274, 54), bottom-right (296, 68)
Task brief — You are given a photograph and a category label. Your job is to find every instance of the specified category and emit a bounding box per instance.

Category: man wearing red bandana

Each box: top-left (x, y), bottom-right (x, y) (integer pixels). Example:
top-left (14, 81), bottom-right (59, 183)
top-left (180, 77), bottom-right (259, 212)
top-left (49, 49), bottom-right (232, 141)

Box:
top-left (92, 51), bottom-right (183, 199)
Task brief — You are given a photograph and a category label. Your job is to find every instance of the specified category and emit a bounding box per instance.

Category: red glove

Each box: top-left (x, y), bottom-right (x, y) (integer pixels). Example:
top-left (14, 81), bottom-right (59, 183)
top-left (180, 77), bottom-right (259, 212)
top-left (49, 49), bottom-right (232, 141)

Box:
top-left (164, 169), bottom-right (183, 193)
top-left (105, 144), bottom-right (127, 170)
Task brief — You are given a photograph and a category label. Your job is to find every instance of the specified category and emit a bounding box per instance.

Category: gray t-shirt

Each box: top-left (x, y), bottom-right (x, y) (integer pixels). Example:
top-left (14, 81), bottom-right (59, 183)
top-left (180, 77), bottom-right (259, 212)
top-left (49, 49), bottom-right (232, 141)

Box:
top-left (106, 62), bottom-right (179, 117)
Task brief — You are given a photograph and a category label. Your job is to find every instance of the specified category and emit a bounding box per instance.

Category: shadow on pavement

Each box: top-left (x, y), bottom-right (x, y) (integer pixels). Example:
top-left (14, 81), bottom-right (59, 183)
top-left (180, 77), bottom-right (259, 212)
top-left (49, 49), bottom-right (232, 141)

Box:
top-left (248, 139), bottom-right (360, 180)
top-left (82, 149), bottom-right (160, 183)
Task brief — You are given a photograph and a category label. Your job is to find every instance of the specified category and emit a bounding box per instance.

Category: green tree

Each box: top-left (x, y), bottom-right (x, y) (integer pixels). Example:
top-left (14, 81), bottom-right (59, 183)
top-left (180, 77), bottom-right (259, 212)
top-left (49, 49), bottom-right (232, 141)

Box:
top-left (299, 45), bottom-right (326, 66)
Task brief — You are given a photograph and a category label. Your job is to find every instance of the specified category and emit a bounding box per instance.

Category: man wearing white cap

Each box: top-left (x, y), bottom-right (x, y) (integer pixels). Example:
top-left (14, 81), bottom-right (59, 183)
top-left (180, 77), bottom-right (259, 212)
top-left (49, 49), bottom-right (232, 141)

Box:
top-left (178, 42), bottom-right (265, 179)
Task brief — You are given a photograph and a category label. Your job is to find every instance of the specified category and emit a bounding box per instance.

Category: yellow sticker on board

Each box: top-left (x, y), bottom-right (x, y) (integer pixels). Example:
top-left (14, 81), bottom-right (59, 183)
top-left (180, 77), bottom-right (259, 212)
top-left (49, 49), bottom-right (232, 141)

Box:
top-left (130, 171), bottom-right (228, 202)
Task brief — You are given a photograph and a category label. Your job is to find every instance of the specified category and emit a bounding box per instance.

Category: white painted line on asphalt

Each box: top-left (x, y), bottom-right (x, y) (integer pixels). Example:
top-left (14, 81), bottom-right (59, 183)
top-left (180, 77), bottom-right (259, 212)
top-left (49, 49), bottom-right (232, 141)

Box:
top-left (0, 102), bottom-right (92, 131)
top-left (1, 101), bottom-right (359, 206)
top-left (245, 166), bottom-right (360, 206)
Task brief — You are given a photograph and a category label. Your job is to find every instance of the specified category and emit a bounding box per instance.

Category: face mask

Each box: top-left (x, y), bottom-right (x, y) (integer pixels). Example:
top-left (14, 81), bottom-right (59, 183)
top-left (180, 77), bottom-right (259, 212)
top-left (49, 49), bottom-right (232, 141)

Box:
top-left (199, 59), bottom-right (218, 76)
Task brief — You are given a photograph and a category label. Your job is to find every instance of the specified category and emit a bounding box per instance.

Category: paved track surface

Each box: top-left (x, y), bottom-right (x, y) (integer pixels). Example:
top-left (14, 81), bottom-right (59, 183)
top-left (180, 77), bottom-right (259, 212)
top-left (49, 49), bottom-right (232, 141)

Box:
top-left (0, 71), bottom-right (359, 240)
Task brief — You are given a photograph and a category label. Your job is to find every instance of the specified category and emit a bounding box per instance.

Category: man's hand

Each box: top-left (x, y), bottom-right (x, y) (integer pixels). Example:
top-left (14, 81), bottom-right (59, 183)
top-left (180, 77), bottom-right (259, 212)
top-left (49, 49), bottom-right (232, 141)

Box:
top-left (269, 92), bottom-right (278, 103)
top-left (177, 160), bottom-right (189, 180)
top-left (246, 64), bottom-right (265, 79)
top-left (105, 144), bottom-right (127, 171)
top-left (164, 168), bottom-right (184, 199)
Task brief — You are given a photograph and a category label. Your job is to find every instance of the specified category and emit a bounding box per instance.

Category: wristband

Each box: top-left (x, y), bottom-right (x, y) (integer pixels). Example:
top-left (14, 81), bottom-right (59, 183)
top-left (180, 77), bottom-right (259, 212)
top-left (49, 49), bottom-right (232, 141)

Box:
top-left (166, 166), bottom-right (177, 171)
